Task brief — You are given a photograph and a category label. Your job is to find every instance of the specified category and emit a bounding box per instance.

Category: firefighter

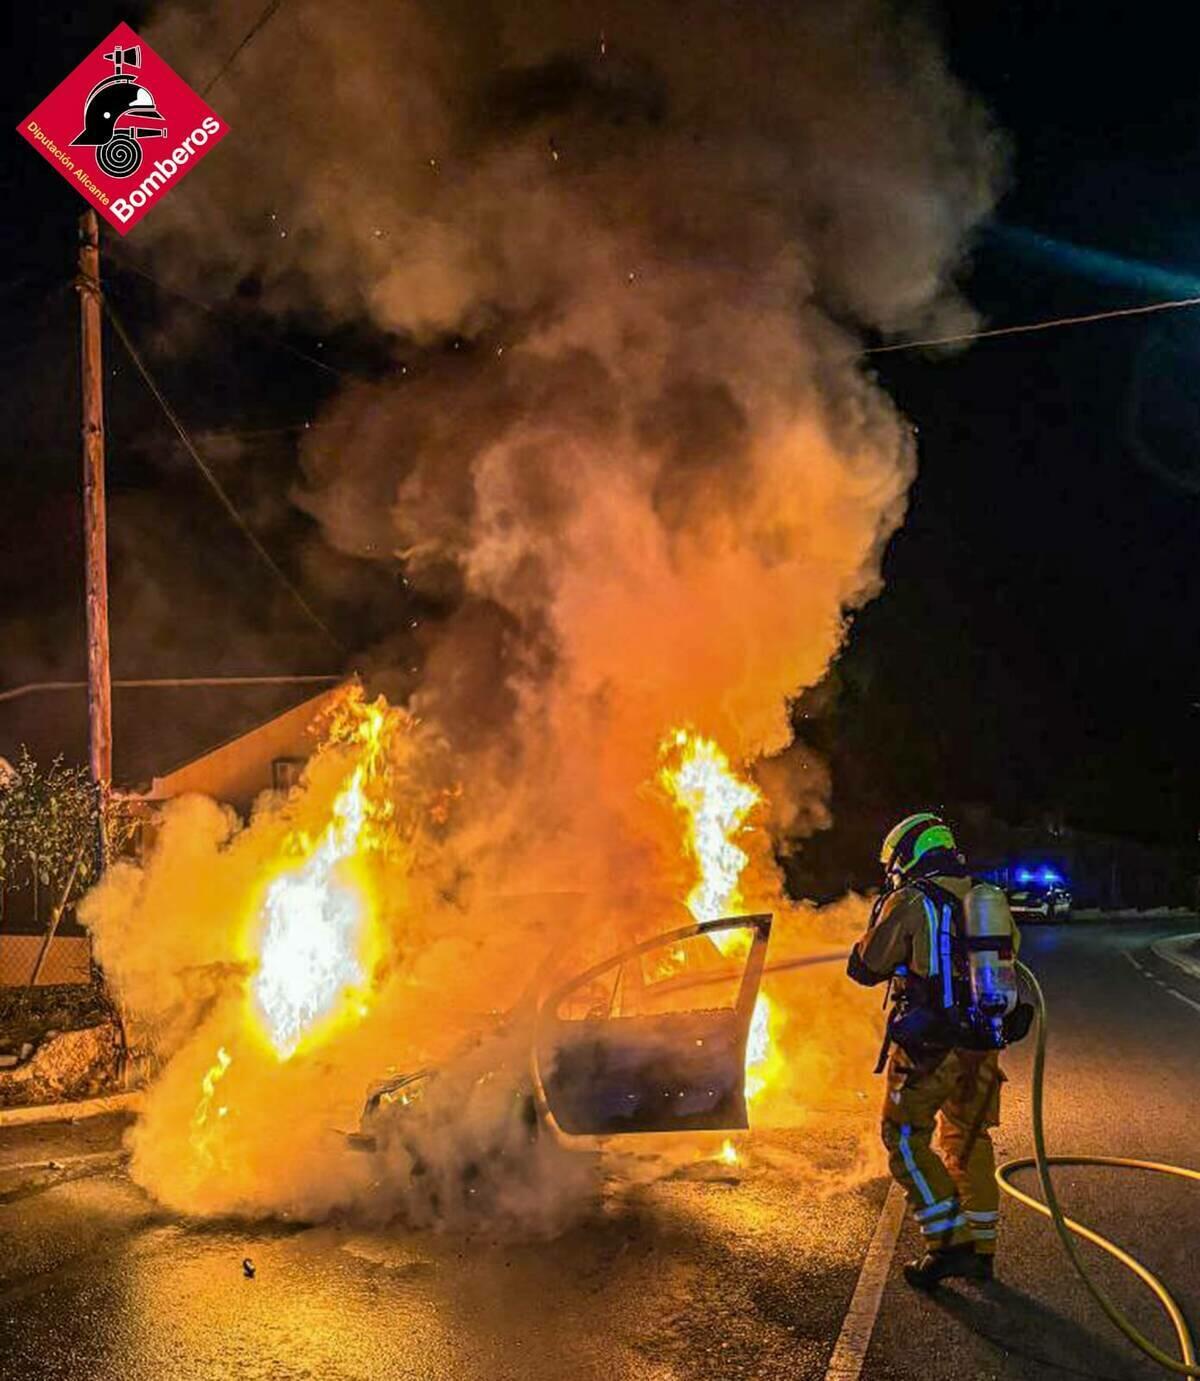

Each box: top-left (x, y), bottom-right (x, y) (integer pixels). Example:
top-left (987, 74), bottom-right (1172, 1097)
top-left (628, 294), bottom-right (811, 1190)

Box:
top-left (848, 813), bottom-right (1023, 1290)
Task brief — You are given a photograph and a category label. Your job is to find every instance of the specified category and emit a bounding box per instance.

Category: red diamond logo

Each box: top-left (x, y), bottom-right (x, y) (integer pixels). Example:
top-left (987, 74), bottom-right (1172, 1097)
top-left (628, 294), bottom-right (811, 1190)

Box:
top-left (17, 21), bottom-right (229, 235)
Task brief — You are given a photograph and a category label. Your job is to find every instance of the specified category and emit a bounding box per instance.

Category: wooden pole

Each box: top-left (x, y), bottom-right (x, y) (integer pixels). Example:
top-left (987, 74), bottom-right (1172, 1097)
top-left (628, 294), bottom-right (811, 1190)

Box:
top-left (78, 209), bottom-right (112, 865)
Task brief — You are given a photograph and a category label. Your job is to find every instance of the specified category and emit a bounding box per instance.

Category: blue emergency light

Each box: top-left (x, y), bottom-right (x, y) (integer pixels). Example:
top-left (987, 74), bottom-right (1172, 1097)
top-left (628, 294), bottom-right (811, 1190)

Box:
top-left (1015, 865), bottom-right (1063, 886)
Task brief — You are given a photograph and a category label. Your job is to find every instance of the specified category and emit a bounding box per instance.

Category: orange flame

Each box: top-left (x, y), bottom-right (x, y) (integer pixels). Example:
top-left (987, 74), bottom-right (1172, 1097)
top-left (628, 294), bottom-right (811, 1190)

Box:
top-left (248, 697), bottom-right (389, 1059)
top-left (660, 729), bottom-right (759, 935)
top-left (190, 1045), bottom-right (232, 1168)
top-left (660, 728), bottom-right (777, 1108)
top-left (186, 693), bottom-right (399, 1172)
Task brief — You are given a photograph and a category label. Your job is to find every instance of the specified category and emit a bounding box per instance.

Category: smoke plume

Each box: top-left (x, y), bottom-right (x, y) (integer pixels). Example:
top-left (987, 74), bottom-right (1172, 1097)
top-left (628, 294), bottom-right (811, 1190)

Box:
top-left (82, 0), bottom-right (1004, 1224)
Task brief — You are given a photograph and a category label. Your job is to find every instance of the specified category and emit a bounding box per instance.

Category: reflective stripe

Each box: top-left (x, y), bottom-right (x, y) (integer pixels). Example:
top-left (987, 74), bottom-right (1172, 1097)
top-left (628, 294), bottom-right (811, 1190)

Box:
top-left (940, 905), bottom-right (954, 1008)
top-left (897, 1124), bottom-right (935, 1206)
top-left (921, 1212), bottom-right (967, 1236)
top-left (966, 1210), bottom-right (999, 1222)
top-left (923, 896), bottom-right (939, 978)
top-left (915, 1197), bottom-right (955, 1222)
top-left (970, 1227), bottom-right (997, 1240)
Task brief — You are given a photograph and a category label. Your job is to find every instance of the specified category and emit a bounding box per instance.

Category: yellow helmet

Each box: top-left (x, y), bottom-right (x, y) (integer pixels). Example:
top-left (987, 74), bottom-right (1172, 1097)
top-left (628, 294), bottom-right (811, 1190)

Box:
top-left (881, 812), bottom-right (958, 878)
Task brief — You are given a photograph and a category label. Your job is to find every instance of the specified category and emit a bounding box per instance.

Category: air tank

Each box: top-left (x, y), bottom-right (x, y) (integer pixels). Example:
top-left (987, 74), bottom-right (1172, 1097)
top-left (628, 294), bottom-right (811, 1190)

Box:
top-left (963, 883), bottom-right (1018, 1043)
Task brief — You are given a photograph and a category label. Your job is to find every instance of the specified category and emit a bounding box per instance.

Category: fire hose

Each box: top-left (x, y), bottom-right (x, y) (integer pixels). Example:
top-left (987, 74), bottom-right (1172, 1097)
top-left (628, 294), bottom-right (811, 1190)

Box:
top-left (543, 933), bottom-right (1200, 1368)
top-left (783, 949), bottom-right (1200, 1371)
top-left (995, 959), bottom-right (1200, 1375)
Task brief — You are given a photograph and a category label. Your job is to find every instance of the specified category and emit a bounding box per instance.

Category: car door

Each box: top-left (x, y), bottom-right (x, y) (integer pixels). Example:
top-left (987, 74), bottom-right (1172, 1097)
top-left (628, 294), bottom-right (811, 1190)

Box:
top-left (533, 914), bottom-right (771, 1136)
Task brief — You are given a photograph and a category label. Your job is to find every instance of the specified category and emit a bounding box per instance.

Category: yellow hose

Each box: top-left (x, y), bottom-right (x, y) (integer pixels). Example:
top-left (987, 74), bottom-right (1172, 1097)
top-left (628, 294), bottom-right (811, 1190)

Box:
top-left (996, 959), bottom-right (1200, 1374)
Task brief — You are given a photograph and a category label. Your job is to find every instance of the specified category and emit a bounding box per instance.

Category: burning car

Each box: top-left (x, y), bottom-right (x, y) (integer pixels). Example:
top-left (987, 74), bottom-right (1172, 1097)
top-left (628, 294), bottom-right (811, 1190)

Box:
top-left (356, 912), bottom-right (771, 1161)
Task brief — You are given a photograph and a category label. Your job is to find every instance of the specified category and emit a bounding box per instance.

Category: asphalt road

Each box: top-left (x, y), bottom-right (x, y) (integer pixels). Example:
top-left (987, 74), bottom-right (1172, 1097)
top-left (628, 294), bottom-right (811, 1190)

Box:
top-left (0, 919), bottom-right (1197, 1381)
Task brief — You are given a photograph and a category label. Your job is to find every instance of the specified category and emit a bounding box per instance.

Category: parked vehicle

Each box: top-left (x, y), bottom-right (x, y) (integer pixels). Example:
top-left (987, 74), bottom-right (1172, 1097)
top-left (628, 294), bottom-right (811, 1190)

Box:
top-left (1006, 868), bottom-right (1072, 923)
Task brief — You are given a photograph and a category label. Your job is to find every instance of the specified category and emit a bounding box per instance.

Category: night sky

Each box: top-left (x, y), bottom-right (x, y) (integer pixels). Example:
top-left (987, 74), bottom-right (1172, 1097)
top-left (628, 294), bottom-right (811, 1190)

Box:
top-left (2, 2), bottom-right (1197, 861)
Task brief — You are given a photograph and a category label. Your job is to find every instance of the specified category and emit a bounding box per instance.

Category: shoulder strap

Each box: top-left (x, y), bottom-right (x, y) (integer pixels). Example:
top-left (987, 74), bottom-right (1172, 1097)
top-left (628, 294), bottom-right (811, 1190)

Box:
top-left (905, 875), bottom-right (966, 921)
top-left (904, 876), bottom-right (963, 1009)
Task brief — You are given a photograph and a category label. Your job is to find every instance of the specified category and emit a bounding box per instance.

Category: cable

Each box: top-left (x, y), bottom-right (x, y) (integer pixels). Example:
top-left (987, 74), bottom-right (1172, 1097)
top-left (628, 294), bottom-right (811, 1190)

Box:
top-left (102, 299), bottom-right (344, 654)
top-left (997, 960), bottom-right (1200, 1375)
top-left (186, 421), bottom-right (356, 442)
top-left (0, 676), bottom-right (344, 705)
top-left (864, 295), bottom-right (1200, 355)
top-left (737, 942), bottom-right (1200, 1371)
top-left (201, 0), bottom-right (287, 97)
top-left (105, 254), bottom-right (349, 381)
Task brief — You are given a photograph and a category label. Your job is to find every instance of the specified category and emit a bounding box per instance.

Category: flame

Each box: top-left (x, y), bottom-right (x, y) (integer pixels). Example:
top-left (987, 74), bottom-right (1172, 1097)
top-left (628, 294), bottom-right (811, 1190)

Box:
top-left (718, 1137), bottom-right (739, 1166)
top-left (249, 696), bottom-right (388, 1060)
top-left (744, 992), bottom-right (772, 1101)
top-left (184, 693), bottom-right (399, 1176)
top-left (660, 729), bottom-right (759, 942)
top-left (660, 727), bottom-right (777, 1108)
top-left (191, 1045), bottom-right (232, 1167)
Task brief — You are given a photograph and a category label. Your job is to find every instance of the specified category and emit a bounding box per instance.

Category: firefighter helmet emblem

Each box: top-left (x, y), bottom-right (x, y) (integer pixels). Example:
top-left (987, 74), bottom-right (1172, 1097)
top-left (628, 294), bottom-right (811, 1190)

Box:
top-left (70, 44), bottom-right (166, 178)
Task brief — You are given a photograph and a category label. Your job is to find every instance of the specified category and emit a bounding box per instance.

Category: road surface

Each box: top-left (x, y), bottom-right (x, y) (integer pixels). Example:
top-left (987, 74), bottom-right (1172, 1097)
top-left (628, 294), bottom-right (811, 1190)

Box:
top-left (0, 919), bottom-right (1197, 1381)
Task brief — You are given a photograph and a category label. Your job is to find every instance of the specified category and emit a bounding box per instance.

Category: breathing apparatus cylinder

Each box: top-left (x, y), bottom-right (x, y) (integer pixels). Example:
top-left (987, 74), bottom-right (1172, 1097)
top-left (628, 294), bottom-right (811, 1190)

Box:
top-left (962, 883), bottom-right (1018, 1044)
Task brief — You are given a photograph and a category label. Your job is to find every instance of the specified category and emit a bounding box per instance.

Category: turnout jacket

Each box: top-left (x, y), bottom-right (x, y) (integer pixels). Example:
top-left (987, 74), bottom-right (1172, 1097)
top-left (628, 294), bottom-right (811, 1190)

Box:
top-left (848, 874), bottom-right (1020, 990)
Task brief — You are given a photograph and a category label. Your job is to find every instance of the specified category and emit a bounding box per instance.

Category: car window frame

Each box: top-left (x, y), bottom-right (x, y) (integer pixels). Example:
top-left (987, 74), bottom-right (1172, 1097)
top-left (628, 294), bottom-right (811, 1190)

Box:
top-left (530, 912), bottom-right (771, 1143)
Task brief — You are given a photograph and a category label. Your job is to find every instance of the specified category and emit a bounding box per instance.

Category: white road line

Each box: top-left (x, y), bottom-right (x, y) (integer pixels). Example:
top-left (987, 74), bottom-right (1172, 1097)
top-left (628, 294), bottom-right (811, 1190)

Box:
top-left (1121, 947), bottom-right (1200, 1018)
top-left (823, 1181), bottom-right (907, 1381)
top-left (1151, 934), bottom-right (1200, 984)
top-left (1164, 987), bottom-right (1200, 1016)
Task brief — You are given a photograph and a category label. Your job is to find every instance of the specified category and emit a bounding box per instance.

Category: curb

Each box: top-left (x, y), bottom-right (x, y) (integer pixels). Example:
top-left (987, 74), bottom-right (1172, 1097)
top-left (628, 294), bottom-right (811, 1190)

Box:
top-left (1073, 910), bottom-right (1200, 924)
top-left (0, 1090), bottom-right (143, 1130)
top-left (1150, 934), bottom-right (1200, 984)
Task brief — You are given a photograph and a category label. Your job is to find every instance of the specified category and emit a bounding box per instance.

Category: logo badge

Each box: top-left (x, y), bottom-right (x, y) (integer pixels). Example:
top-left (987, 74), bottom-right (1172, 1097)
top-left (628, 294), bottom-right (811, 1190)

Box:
top-left (17, 22), bottom-right (229, 235)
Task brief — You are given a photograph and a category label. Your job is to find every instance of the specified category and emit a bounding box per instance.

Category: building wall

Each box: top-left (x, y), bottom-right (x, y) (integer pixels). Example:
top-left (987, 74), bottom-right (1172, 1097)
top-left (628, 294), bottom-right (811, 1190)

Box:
top-left (0, 681), bottom-right (354, 987)
top-left (142, 682), bottom-right (350, 816)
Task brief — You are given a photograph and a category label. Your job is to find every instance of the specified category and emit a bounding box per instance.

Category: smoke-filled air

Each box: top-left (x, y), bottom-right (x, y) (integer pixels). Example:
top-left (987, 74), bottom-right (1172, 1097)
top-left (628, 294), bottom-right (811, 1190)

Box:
top-left (80, 0), bottom-right (1004, 1230)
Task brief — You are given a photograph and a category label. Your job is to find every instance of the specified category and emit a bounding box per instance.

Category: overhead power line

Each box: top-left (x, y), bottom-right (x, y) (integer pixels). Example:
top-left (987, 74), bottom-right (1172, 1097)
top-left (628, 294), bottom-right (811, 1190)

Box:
top-left (0, 676), bottom-right (345, 706)
top-left (105, 254), bottom-right (348, 380)
top-left (190, 420), bottom-right (358, 443)
top-left (102, 299), bottom-right (344, 655)
top-left (101, 291), bottom-right (1200, 449)
top-left (864, 294), bottom-right (1200, 355)
top-left (202, 0), bottom-right (288, 97)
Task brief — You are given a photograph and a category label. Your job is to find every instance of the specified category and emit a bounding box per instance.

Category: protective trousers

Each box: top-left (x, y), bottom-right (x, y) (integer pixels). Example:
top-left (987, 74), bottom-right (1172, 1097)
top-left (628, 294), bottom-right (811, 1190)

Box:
top-left (881, 1046), bottom-right (1003, 1254)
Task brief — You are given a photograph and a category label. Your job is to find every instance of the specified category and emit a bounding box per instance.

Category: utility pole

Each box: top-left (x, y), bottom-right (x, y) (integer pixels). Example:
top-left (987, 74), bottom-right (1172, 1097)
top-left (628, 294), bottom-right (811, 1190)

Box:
top-left (77, 209), bottom-right (112, 864)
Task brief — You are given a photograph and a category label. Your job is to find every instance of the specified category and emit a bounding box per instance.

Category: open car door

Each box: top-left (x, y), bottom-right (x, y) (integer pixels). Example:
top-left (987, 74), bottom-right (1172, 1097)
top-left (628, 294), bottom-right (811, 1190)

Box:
top-left (533, 914), bottom-right (771, 1137)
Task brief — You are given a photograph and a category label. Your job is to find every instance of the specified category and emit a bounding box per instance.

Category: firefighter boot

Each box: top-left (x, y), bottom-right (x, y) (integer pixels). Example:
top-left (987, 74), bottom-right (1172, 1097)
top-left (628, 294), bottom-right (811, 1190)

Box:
top-left (903, 1243), bottom-right (989, 1291)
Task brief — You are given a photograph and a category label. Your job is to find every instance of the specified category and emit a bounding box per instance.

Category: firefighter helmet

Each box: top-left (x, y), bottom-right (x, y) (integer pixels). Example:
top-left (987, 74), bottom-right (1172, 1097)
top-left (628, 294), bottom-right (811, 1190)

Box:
top-left (880, 812), bottom-right (959, 879)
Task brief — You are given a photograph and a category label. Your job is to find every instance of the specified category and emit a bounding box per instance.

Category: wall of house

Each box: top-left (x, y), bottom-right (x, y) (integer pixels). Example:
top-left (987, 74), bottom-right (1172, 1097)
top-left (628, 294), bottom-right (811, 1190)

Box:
top-left (0, 682), bottom-right (352, 987)
top-left (143, 682), bottom-right (349, 816)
